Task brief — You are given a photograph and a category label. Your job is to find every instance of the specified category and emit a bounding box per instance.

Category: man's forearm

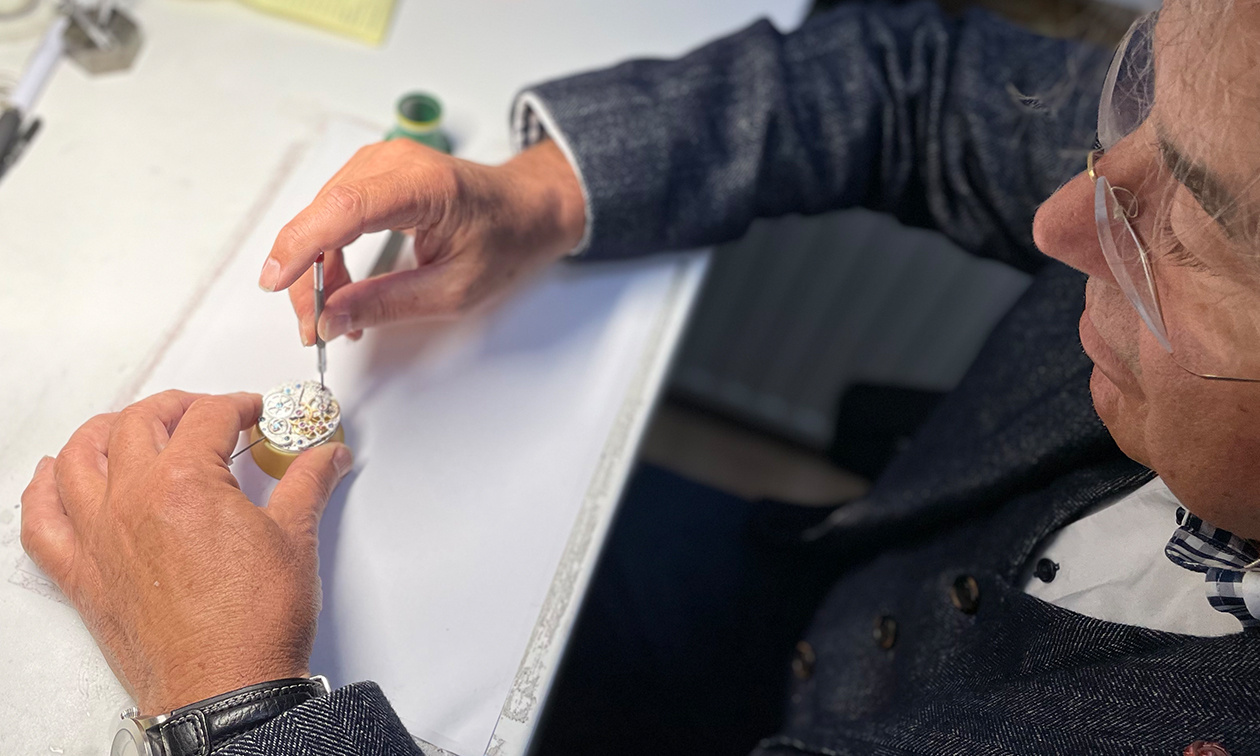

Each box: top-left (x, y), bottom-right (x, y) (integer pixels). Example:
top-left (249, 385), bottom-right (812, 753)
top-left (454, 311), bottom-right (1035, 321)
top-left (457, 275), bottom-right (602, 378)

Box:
top-left (516, 0), bottom-right (1109, 269)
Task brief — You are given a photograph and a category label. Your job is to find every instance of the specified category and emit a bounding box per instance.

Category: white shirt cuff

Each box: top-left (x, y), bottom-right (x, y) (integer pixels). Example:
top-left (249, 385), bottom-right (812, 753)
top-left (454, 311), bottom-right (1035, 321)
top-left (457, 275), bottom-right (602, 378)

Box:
top-left (1242, 569), bottom-right (1260, 621)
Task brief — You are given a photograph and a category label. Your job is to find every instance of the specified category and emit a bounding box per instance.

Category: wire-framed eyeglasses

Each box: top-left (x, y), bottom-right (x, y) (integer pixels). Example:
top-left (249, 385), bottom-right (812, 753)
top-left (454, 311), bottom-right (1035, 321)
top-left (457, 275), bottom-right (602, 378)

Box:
top-left (1089, 11), bottom-right (1260, 383)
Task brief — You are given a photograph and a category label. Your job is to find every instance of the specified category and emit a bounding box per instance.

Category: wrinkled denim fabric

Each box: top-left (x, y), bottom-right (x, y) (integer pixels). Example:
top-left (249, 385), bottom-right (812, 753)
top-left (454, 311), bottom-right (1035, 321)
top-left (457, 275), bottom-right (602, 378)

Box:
top-left (516, 0), bottom-right (1102, 269)
top-left (753, 263), bottom-right (1260, 755)
top-left (215, 3), bottom-right (1260, 755)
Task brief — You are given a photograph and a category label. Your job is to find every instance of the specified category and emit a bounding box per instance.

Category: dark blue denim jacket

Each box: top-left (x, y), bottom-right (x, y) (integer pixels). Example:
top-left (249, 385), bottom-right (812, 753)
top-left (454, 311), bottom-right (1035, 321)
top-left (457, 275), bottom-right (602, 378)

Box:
top-left (527, 0), bottom-right (1100, 272)
top-left (219, 3), bottom-right (1260, 754)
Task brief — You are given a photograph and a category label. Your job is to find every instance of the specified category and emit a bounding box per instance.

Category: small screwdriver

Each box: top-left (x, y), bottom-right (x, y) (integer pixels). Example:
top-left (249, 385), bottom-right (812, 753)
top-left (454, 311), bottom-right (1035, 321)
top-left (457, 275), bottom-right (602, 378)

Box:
top-left (314, 252), bottom-right (326, 389)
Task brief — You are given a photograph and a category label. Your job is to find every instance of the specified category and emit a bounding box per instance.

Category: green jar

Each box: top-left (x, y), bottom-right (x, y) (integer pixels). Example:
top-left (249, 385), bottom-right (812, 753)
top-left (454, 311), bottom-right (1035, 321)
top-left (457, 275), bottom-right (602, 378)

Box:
top-left (386, 92), bottom-right (451, 154)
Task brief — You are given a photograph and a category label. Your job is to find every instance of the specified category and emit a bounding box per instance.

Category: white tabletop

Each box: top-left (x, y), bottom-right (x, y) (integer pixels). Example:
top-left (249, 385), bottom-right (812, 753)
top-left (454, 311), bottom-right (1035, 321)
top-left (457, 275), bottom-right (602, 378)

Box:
top-left (0, 0), bottom-right (807, 753)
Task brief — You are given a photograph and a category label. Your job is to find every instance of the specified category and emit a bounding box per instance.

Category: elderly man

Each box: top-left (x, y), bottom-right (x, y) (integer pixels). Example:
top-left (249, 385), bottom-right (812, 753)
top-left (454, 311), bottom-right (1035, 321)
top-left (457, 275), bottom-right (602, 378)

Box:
top-left (22, 0), bottom-right (1260, 754)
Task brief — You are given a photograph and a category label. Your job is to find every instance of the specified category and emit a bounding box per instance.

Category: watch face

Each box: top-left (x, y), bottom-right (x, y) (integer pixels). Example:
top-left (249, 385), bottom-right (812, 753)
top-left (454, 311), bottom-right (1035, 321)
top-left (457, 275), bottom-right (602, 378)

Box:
top-left (259, 380), bottom-right (341, 453)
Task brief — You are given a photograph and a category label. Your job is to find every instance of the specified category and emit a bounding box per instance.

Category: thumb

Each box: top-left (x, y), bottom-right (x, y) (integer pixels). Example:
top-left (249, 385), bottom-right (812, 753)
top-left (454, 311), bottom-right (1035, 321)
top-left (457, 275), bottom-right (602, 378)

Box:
top-left (267, 442), bottom-right (353, 538)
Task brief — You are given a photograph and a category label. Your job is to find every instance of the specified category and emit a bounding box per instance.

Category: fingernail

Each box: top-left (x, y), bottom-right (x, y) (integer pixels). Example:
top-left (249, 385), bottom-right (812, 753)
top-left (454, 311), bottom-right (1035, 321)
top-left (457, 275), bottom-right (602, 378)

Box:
top-left (320, 313), bottom-right (351, 341)
top-left (332, 444), bottom-right (354, 478)
top-left (300, 326), bottom-right (314, 347)
top-left (34, 456), bottom-right (53, 474)
top-left (258, 258), bottom-right (281, 292)
top-left (347, 329), bottom-right (363, 342)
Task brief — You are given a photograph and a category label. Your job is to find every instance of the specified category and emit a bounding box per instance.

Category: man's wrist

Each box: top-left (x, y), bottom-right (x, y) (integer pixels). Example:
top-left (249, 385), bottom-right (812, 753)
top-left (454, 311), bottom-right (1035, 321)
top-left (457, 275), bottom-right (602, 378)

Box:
top-left (503, 139), bottom-right (587, 256)
top-left (117, 676), bottom-right (330, 756)
top-left (140, 663), bottom-right (310, 717)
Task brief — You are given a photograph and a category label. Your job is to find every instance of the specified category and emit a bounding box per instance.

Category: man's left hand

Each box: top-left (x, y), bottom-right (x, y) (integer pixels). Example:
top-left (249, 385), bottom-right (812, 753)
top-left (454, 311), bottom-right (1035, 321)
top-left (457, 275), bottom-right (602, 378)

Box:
top-left (19, 390), bottom-right (353, 715)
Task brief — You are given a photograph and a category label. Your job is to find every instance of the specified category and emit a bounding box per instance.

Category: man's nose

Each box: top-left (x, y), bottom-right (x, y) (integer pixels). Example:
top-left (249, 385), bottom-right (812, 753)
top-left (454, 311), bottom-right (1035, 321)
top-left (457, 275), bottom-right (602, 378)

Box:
top-left (1033, 168), bottom-right (1113, 279)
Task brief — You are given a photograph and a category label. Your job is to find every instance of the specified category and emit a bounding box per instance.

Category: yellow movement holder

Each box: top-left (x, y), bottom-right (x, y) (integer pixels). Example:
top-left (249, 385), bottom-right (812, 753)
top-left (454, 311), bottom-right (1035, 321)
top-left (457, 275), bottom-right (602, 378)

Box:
top-left (249, 423), bottom-right (345, 480)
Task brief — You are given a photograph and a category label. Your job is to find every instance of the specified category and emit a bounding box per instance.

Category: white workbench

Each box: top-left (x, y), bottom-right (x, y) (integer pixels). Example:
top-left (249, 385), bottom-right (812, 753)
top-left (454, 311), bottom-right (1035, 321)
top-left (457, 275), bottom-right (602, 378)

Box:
top-left (0, 0), bottom-right (807, 753)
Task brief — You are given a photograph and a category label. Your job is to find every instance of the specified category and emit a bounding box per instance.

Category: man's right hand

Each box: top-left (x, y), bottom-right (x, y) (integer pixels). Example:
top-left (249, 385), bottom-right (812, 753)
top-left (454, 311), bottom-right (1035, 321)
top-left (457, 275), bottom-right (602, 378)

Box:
top-left (259, 138), bottom-right (587, 345)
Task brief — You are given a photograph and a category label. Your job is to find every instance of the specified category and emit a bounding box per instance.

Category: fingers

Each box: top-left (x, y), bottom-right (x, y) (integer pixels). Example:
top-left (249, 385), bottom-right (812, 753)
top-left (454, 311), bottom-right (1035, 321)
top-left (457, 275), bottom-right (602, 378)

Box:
top-left (108, 390), bottom-right (204, 479)
top-left (54, 412), bottom-right (116, 520)
top-left (20, 457), bottom-right (76, 583)
top-left (316, 264), bottom-right (470, 341)
top-left (288, 248), bottom-right (354, 347)
top-left (266, 442), bottom-right (354, 539)
top-left (261, 166), bottom-right (457, 294)
top-left (165, 393), bottom-right (262, 465)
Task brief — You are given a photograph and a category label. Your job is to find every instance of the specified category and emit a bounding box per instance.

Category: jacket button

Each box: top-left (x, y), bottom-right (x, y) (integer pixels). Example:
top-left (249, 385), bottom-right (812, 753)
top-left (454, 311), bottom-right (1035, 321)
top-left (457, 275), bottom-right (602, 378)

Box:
top-left (791, 640), bottom-right (816, 680)
top-left (1184, 742), bottom-right (1231, 756)
top-left (950, 575), bottom-right (980, 614)
top-left (1033, 558), bottom-right (1059, 583)
top-left (873, 615), bottom-right (897, 650)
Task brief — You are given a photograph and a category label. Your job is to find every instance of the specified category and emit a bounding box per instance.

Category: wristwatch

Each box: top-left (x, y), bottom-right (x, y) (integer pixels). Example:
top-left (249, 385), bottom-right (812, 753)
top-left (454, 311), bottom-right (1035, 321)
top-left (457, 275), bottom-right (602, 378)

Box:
top-left (110, 675), bottom-right (331, 756)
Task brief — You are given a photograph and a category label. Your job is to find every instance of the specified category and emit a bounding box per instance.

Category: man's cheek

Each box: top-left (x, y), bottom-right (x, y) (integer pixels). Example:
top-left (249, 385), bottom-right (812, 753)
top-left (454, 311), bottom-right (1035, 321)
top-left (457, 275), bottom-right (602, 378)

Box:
top-left (1085, 277), bottom-right (1143, 375)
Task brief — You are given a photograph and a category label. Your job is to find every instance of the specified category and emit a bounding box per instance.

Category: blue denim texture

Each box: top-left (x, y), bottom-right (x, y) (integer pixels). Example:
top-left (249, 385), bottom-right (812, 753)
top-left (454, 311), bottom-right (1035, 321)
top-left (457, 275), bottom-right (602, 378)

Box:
top-left (753, 264), bottom-right (1260, 755)
top-left (525, 1), bottom-right (1102, 269)
top-left (215, 2), bottom-right (1260, 754)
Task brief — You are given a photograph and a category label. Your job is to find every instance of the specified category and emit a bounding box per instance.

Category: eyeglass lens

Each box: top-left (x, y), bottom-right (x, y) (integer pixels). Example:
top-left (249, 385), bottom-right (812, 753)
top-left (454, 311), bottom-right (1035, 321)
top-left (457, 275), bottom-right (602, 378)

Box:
top-left (1093, 175), bottom-right (1172, 351)
top-left (1090, 12), bottom-right (1260, 381)
top-left (1098, 12), bottom-right (1157, 150)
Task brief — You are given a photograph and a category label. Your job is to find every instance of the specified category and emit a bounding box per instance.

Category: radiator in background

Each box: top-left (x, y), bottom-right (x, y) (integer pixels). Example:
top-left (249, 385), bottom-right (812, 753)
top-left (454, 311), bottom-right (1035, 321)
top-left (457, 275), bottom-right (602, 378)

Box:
top-left (669, 208), bottom-right (1033, 450)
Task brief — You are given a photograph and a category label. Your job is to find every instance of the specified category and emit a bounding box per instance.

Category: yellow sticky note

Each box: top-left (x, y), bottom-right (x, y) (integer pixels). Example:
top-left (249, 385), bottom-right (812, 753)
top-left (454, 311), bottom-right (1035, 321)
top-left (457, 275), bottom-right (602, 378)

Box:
top-left (238, 0), bottom-right (397, 45)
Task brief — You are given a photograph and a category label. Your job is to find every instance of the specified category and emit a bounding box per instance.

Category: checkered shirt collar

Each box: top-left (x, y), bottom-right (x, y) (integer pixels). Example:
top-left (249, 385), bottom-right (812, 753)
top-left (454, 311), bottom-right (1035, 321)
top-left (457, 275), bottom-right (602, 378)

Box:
top-left (1166, 508), bottom-right (1260, 630)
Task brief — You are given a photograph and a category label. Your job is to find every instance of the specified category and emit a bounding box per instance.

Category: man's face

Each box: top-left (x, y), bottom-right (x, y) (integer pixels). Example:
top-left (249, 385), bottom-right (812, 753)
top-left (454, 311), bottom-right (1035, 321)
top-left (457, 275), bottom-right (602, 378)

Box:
top-left (1034, 0), bottom-right (1260, 536)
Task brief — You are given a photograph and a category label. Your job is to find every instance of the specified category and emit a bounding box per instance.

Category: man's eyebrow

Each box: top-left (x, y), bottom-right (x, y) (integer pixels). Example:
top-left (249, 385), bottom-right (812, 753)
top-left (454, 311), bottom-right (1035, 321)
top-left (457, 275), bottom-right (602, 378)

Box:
top-left (1156, 129), bottom-right (1250, 239)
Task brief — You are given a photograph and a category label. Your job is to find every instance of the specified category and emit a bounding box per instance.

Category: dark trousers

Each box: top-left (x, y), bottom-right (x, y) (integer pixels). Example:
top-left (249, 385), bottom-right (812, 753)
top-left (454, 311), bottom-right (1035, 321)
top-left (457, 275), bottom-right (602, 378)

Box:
top-left (535, 464), bottom-right (847, 756)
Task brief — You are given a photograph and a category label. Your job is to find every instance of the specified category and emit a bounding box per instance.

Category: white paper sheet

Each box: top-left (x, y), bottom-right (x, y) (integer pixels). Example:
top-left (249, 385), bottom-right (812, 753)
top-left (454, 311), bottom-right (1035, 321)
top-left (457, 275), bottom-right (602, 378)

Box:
top-left (135, 118), bottom-right (706, 755)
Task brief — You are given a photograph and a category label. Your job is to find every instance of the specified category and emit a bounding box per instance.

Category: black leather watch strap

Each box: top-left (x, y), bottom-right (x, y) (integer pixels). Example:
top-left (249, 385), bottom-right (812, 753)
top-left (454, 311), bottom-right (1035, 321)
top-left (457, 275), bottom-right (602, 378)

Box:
top-left (147, 677), bottom-right (328, 756)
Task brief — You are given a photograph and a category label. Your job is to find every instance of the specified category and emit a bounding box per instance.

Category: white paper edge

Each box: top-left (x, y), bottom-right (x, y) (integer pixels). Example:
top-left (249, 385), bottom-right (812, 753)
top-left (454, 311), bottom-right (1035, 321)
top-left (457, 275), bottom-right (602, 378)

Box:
top-left (481, 251), bottom-right (711, 756)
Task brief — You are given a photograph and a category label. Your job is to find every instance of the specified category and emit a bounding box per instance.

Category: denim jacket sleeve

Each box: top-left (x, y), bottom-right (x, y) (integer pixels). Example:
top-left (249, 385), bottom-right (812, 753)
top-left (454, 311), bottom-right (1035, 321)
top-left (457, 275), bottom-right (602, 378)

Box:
top-left (213, 682), bottom-right (422, 756)
top-left (512, 0), bottom-right (1110, 272)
